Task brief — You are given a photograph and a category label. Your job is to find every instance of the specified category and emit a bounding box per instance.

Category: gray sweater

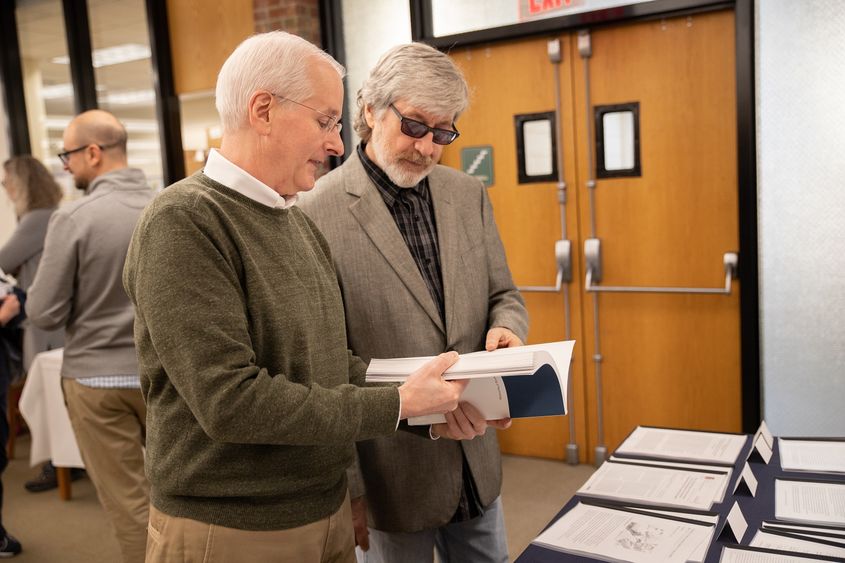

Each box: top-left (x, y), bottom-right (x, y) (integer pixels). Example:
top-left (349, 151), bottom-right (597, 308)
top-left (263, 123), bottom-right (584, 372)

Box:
top-left (123, 172), bottom-right (400, 530)
top-left (27, 168), bottom-right (153, 378)
top-left (0, 208), bottom-right (64, 369)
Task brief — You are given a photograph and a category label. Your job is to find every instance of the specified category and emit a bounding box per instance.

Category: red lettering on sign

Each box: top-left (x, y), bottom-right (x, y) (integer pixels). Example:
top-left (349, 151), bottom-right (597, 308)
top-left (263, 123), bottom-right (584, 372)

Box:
top-left (528, 0), bottom-right (572, 16)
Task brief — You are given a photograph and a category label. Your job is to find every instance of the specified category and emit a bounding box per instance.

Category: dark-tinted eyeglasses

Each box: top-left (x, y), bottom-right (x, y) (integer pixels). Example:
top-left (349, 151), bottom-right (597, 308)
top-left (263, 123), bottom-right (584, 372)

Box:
top-left (389, 105), bottom-right (459, 145)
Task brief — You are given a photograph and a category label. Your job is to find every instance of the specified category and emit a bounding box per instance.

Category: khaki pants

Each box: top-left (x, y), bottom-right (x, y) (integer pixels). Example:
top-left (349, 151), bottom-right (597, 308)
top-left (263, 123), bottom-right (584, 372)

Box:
top-left (146, 493), bottom-right (356, 563)
top-left (63, 379), bottom-right (149, 563)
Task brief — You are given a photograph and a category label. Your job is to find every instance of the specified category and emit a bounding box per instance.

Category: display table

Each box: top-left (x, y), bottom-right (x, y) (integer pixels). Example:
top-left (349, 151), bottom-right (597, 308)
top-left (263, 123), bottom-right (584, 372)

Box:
top-left (19, 348), bottom-right (84, 500)
top-left (516, 437), bottom-right (814, 563)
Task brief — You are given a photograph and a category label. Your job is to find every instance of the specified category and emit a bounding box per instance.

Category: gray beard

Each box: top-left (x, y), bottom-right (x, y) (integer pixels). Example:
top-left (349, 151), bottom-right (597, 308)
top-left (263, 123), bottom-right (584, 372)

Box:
top-left (369, 132), bottom-right (435, 188)
top-left (381, 160), bottom-right (433, 188)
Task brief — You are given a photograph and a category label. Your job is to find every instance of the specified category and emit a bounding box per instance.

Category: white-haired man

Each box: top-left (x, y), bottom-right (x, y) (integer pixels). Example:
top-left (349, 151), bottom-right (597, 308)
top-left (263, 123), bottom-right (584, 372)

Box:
top-left (123, 32), bottom-right (478, 563)
top-left (299, 43), bottom-right (528, 563)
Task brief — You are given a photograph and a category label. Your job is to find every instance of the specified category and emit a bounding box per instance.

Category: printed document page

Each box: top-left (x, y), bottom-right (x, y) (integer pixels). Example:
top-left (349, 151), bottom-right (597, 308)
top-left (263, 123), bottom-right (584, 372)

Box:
top-left (779, 439), bottom-right (845, 474)
top-left (615, 426), bottom-right (746, 465)
top-left (775, 480), bottom-right (845, 526)
top-left (577, 461), bottom-right (728, 510)
top-left (749, 529), bottom-right (845, 559)
top-left (608, 456), bottom-right (731, 504)
top-left (720, 544), bottom-right (843, 562)
top-left (532, 502), bottom-right (713, 563)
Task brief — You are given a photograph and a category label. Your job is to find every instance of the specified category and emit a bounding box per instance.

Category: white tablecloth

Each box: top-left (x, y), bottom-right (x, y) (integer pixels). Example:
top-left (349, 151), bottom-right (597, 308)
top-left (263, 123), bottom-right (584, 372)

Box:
top-left (19, 348), bottom-right (85, 468)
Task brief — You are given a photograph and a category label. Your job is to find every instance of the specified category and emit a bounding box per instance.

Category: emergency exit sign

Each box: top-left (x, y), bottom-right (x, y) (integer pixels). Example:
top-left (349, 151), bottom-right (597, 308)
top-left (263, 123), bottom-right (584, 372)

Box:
top-left (525, 0), bottom-right (574, 17)
top-left (461, 146), bottom-right (494, 187)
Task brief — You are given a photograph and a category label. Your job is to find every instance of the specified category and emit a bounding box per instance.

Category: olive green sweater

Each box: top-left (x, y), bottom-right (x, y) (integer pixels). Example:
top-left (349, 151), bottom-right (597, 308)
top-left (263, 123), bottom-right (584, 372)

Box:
top-left (123, 172), bottom-right (400, 530)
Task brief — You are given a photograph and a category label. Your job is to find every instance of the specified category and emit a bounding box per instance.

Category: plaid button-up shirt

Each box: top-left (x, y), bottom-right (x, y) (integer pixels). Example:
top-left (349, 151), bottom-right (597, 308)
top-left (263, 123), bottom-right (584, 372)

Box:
top-left (358, 144), bottom-right (445, 323)
top-left (357, 144), bottom-right (484, 522)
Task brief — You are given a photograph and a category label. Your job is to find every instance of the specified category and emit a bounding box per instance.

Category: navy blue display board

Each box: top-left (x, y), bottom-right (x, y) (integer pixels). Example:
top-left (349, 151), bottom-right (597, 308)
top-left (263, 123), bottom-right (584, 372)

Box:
top-left (516, 436), bottom-right (842, 563)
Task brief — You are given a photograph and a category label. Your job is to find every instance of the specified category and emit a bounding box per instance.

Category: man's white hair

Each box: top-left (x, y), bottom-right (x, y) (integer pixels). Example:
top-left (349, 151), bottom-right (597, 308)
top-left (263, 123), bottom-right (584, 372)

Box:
top-left (215, 31), bottom-right (345, 134)
top-left (354, 42), bottom-right (469, 142)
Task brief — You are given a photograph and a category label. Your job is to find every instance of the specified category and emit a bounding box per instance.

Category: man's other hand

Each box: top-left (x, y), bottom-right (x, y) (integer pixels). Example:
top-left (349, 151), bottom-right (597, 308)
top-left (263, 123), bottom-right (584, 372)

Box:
top-left (350, 495), bottom-right (369, 551)
top-left (485, 327), bottom-right (523, 351)
top-left (431, 402), bottom-right (512, 440)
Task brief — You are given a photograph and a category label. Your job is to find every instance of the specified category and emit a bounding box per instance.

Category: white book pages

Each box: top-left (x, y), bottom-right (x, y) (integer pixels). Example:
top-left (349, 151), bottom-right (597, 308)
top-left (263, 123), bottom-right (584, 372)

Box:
top-left (614, 505), bottom-right (719, 525)
top-left (577, 461), bottom-right (728, 510)
top-left (775, 480), bottom-right (845, 526)
top-left (368, 341), bottom-right (574, 425)
top-left (607, 457), bottom-right (731, 504)
top-left (762, 521), bottom-right (845, 537)
top-left (366, 351), bottom-right (535, 380)
top-left (532, 502), bottom-right (714, 563)
top-left (750, 529), bottom-right (845, 559)
top-left (720, 545), bottom-right (842, 562)
top-left (366, 341), bottom-right (573, 380)
top-left (614, 426), bottom-right (746, 465)
top-left (779, 439), bottom-right (845, 474)
top-left (608, 455), bottom-right (733, 473)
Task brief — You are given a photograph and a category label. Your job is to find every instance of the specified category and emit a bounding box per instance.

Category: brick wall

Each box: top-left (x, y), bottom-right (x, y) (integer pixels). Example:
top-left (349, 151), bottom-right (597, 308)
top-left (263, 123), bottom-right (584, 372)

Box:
top-left (253, 0), bottom-right (322, 46)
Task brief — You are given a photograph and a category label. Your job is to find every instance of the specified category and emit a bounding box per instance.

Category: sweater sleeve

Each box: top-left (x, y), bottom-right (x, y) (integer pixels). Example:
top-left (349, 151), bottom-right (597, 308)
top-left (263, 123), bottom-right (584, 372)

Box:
top-left (25, 211), bottom-right (78, 330)
top-left (0, 214), bottom-right (42, 277)
top-left (124, 200), bottom-right (399, 447)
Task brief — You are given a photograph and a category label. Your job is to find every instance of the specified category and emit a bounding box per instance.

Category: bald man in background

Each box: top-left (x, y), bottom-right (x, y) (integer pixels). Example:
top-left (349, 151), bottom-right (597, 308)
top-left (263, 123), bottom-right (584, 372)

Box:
top-left (27, 109), bottom-right (153, 563)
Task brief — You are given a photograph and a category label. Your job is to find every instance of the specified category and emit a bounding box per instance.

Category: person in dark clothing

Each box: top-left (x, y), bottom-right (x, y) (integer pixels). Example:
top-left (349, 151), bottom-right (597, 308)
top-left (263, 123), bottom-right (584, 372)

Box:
top-left (0, 290), bottom-right (23, 556)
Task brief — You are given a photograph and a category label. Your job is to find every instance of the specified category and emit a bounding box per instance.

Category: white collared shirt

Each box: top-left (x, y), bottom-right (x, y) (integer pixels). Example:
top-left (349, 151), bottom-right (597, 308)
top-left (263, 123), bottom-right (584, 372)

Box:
top-left (203, 149), bottom-right (298, 209)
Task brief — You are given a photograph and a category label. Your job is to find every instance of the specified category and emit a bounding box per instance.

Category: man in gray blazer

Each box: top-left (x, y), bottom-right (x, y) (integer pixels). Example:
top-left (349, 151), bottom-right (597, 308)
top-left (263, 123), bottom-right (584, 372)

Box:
top-left (299, 43), bottom-right (528, 563)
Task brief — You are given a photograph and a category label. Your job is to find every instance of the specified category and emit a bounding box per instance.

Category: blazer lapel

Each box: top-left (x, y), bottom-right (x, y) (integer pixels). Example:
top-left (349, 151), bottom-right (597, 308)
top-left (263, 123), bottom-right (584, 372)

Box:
top-left (430, 169), bottom-right (462, 346)
top-left (345, 153), bottom-right (445, 333)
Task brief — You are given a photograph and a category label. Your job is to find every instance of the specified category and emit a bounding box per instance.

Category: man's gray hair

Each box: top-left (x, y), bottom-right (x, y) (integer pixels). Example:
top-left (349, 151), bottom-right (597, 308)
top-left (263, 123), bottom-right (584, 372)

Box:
top-left (215, 31), bottom-right (345, 134)
top-left (354, 43), bottom-right (468, 142)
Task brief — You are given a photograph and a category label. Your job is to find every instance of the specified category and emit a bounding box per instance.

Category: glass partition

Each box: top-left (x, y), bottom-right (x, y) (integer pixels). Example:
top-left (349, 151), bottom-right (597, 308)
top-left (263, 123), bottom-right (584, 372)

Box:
top-left (15, 0), bottom-right (75, 195)
top-left (87, 0), bottom-right (163, 189)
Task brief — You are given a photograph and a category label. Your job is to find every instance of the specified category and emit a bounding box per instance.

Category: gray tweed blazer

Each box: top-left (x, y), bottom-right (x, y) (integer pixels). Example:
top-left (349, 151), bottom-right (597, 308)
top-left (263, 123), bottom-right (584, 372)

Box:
top-left (298, 150), bottom-right (528, 533)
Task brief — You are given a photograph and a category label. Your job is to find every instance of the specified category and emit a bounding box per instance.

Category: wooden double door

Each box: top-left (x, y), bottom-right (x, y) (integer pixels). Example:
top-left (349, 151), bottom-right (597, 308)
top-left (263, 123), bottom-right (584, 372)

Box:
top-left (440, 9), bottom-right (741, 463)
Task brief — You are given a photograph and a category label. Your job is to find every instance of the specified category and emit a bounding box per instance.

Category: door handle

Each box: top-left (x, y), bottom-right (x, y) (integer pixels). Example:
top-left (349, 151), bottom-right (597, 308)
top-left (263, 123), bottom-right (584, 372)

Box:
top-left (584, 238), bottom-right (737, 295)
top-left (517, 240), bottom-right (572, 293)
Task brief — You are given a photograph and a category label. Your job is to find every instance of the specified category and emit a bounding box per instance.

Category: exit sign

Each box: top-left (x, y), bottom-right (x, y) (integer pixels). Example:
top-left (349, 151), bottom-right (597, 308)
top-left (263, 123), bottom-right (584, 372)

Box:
top-left (522, 0), bottom-right (576, 18)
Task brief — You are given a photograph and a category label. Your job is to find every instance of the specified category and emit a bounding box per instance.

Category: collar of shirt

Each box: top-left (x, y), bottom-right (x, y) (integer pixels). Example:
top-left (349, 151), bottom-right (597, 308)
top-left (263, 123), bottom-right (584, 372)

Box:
top-left (203, 148), bottom-right (298, 209)
top-left (357, 143), bottom-right (427, 207)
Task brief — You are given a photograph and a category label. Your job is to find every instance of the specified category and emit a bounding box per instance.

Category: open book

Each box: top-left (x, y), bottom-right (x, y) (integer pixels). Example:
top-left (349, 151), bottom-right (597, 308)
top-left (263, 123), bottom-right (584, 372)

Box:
top-left (366, 341), bottom-right (574, 425)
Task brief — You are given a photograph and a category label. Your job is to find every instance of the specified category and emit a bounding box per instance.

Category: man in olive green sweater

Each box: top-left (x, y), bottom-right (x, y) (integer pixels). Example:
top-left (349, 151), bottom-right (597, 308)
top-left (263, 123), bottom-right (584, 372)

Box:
top-left (123, 32), bottom-right (484, 563)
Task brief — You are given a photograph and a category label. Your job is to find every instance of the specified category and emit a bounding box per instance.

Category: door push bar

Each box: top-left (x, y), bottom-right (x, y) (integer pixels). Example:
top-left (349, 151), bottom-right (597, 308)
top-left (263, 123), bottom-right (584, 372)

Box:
top-left (517, 240), bottom-right (572, 293)
top-left (584, 238), bottom-right (738, 295)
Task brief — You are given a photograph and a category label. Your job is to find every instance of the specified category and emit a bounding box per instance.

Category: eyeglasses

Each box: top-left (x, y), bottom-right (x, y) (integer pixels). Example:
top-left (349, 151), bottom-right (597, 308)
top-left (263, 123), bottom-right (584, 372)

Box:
top-left (57, 142), bottom-right (121, 165)
top-left (273, 94), bottom-right (342, 134)
top-left (389, 105), bottom-right (459, 145)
